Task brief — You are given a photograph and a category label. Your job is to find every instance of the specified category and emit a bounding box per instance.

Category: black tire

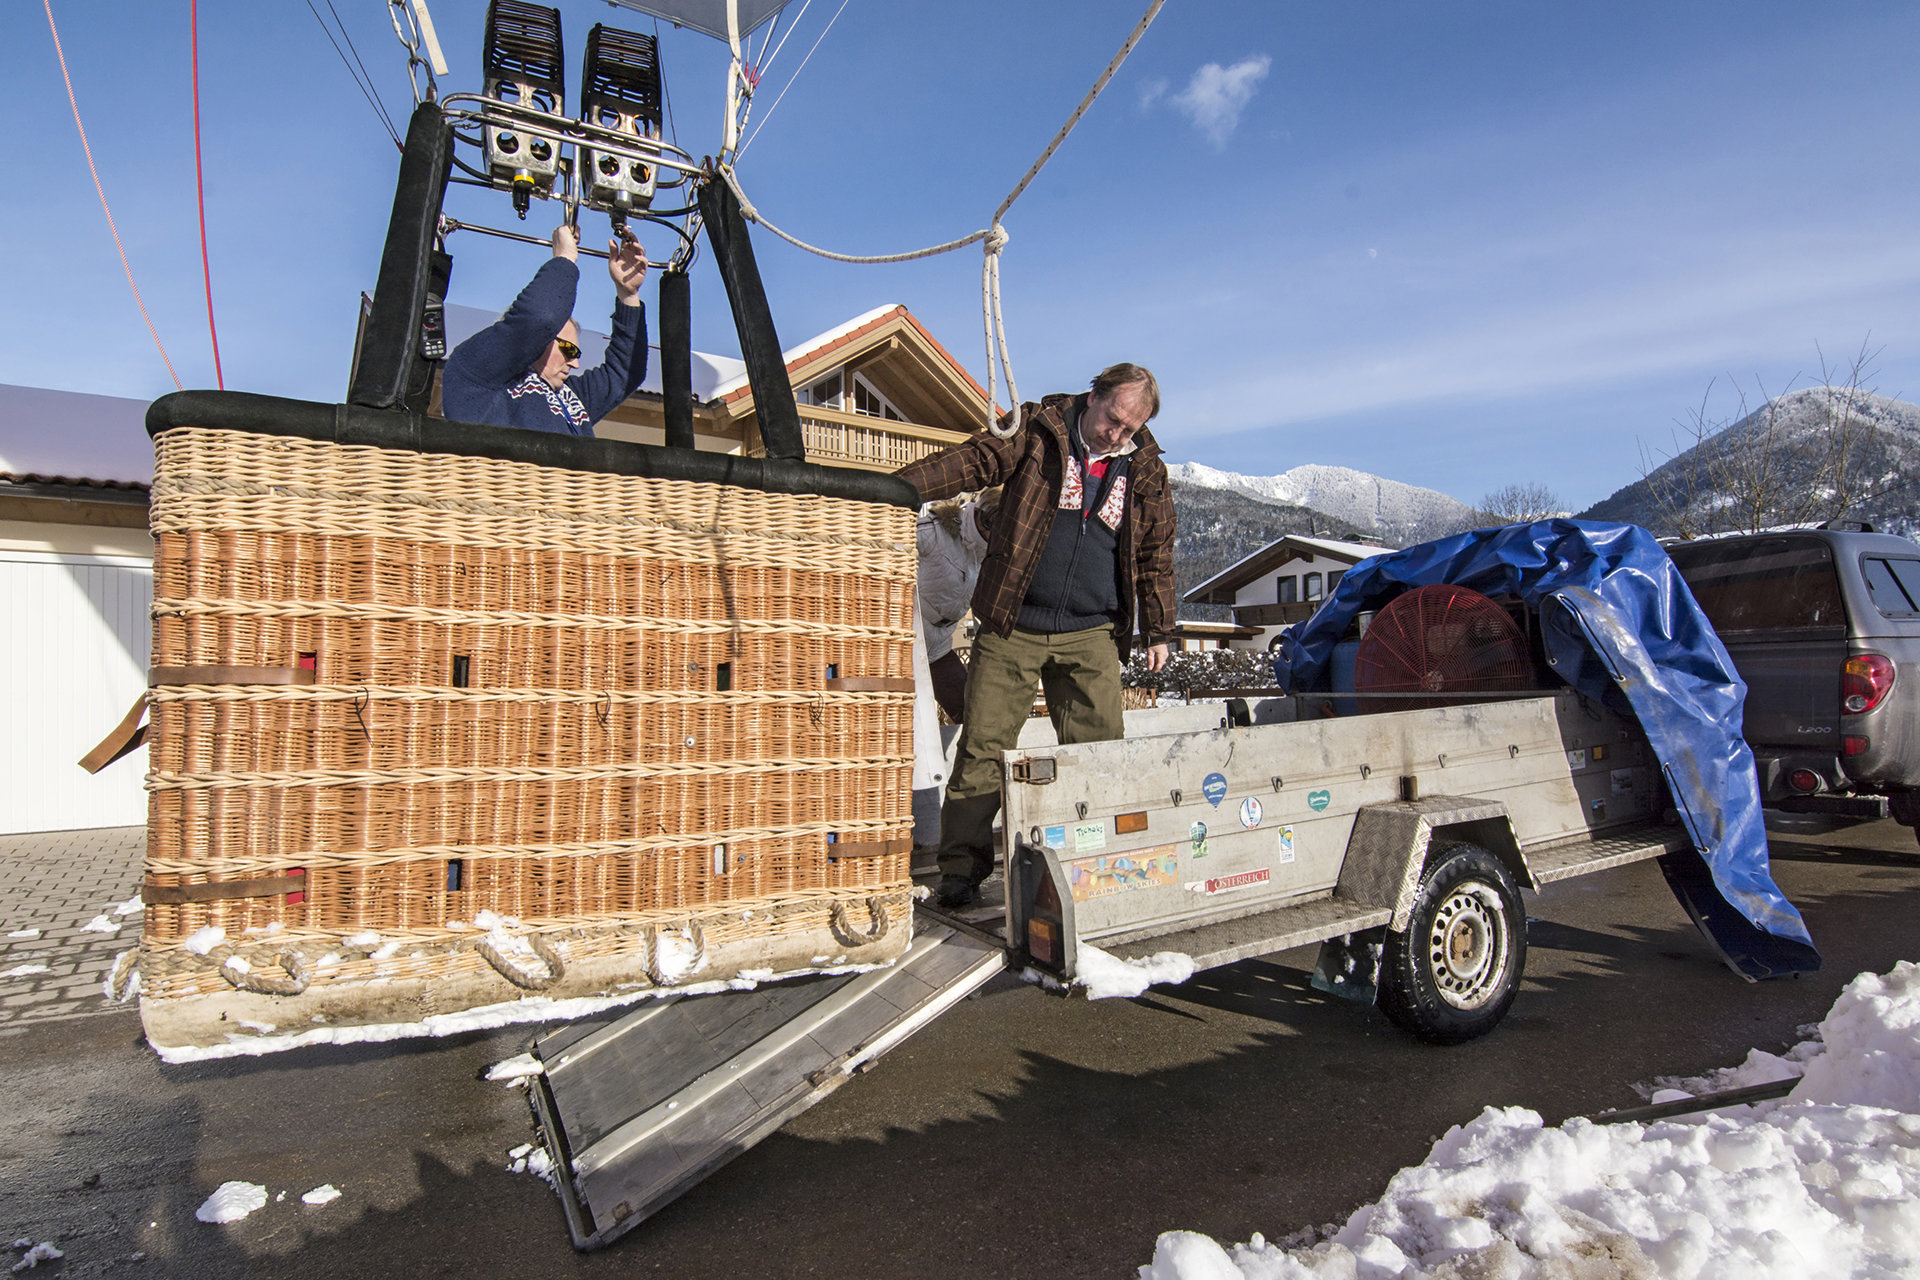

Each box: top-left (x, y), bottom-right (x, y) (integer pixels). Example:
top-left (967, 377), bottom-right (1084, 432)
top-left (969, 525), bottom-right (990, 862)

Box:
top-left (1378, 843), bottom-right (1527, 1045)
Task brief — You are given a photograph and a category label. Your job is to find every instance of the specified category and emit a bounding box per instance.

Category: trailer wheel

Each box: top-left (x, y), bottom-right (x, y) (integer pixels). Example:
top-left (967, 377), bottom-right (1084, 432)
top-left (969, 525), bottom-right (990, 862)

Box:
top-left (1378, 844), bottom-right (1526, 1044)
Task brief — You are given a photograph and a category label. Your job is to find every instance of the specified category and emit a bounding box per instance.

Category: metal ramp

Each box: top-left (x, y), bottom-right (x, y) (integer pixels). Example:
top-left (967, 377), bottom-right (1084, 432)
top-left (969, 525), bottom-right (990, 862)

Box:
top-left (528, 914), bottom-right (1004, 1251)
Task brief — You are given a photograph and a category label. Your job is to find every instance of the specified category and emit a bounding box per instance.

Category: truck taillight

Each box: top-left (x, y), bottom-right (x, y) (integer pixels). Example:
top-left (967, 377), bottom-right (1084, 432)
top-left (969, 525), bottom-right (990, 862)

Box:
top-left (1842, 655), bottom-right (1894, 714)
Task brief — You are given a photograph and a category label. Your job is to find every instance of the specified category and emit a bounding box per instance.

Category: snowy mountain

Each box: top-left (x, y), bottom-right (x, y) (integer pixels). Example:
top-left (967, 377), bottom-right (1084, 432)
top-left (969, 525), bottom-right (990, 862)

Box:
top-left (1581, 388), bottom-right (1920, 538)
top-left (1167, 462), bottom-right (1478, 545)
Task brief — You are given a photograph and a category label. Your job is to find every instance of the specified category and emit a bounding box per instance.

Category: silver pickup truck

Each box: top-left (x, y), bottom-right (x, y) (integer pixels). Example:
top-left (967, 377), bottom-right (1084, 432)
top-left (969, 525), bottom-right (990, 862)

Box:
top-left (1666, 525), bottom-right (1920, 838)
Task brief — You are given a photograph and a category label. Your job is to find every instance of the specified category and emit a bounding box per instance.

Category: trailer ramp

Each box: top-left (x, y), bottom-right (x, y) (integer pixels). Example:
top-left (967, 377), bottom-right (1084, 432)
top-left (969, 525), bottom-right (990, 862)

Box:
top-left (528, 914), bottom-right (1003, 1251)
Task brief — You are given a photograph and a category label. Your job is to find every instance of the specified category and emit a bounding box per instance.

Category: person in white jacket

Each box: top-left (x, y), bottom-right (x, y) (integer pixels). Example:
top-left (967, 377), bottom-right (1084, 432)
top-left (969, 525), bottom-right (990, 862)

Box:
top-left (917, 490), bottom-right (999, 722)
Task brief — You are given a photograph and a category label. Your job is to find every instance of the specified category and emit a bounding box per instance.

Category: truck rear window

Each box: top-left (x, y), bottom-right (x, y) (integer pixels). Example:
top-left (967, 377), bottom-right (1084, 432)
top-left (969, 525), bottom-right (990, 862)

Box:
top-left (1862, 557), bottom-right (1920, 617)
top-left (1668, 537), bottom-right (1844, 632)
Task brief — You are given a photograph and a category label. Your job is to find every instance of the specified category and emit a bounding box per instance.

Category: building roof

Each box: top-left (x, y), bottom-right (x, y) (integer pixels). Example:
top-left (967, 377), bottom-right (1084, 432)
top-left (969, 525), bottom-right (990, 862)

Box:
top-left (442, 304), bottom-right (748, 401)
top-left (0, 383), bottom-right (156, 486)
top-left (1185, 534), bottom-right (1394, 605)
top-left (710, 303), bottom-right (991, 408)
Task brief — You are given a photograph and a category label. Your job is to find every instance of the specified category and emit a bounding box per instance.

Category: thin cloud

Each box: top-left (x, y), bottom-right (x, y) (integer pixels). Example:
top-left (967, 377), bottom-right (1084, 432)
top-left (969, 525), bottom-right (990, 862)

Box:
top-left (1171, 55), bottom-right (1271, 147)
top-left (1137, 77), bottom-right (1168, 110)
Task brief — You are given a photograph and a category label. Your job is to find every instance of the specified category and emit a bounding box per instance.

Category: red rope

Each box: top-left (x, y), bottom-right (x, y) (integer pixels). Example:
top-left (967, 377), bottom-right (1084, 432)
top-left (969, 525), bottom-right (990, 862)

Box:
top-left (192, 0), bottom-right (224, 388)
top-left (43, 0), bottom-right (181, 391)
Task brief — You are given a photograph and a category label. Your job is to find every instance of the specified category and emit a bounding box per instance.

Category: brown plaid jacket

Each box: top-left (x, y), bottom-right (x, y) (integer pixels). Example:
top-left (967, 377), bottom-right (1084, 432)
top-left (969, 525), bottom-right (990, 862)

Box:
top-left (895, 392), bottom-right (1176, 659)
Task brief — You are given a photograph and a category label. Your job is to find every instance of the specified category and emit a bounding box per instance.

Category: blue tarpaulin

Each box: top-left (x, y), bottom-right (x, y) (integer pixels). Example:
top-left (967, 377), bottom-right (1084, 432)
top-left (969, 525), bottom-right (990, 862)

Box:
top-left (1273, 519), bottom-right (1819, 980)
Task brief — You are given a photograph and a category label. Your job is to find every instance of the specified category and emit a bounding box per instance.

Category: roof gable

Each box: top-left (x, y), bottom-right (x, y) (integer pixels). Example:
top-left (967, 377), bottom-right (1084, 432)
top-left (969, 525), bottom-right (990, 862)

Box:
top-left (1184, 535), bottom-right (1393, 604)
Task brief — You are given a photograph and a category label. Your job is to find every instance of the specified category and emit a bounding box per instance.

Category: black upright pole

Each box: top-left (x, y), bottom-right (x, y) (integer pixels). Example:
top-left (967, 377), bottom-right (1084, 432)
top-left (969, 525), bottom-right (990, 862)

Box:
top-left (696, 179), bottom-right (805, 461)
top-left (660, 267), bottom-right (695, 449)
top-left (349, 103), bottom-right (455, 410)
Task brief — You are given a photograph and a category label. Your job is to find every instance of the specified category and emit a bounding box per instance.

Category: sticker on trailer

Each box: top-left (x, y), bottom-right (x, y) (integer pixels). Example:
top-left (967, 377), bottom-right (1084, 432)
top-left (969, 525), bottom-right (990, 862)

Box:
top-left (1189, 821), bottom-right (1209, 858)
top-left (1611, 768), bottom-right (1634, 796)
top-left (1276, 825), bottom-right (1295, 864)
top-left (1202, 773), bottom-right (1228, 807)
top-left (1067, 847), bottom-right (1180, 901)
top-left (1186, 868), bottom-right (1271, 896)
top-left (1307, 789), bottom-right (1332, 812)
top-left (1042, 825), bottom-right (1068, 850)
top-left (1566, 748), bottom-right (1587, 769)
top-left (1074, 821), bottom-right (1107, 852)
top-left (1239, 797), bottom-right (1262, 829)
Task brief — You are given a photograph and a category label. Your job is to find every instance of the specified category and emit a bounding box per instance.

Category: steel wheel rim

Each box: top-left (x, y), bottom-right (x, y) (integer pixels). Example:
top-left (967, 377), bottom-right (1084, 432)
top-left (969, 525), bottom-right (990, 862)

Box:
top-left (1427, 881), bottom-right (1508, 1010)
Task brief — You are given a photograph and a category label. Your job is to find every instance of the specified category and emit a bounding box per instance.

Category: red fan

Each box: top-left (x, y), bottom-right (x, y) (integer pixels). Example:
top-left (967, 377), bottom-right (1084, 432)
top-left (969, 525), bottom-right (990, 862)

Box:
top-left (1353, 585), bottom-right (1536, 711)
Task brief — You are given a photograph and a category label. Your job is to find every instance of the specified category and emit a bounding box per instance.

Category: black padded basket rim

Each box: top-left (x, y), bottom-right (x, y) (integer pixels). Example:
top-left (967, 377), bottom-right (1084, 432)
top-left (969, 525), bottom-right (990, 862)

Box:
top-left (145, 390), bottom-right (922, 511)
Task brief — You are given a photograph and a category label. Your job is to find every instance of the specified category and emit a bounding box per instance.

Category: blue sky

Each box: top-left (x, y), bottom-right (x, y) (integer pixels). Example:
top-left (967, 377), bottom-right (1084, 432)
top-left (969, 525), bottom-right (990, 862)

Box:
top-left (7, 1), bottom-right (1920, 510)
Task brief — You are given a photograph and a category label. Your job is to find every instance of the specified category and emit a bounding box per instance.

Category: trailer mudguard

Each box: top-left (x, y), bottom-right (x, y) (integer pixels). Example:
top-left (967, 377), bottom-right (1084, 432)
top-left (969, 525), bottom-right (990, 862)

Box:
top-left (1275, 519), bottom-right (1819, 980)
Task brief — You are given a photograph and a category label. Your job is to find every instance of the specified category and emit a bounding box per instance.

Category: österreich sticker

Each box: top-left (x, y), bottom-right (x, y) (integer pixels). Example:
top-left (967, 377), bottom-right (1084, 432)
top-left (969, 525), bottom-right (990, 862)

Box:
top-left (1068, 848), bottom-right (1180, 902)
top-left (1186, 868), bottom-right (1271, 896)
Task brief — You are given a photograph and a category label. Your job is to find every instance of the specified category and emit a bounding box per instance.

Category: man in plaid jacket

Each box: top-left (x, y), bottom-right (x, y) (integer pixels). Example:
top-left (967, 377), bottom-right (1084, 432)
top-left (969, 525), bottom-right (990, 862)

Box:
top-left (895, 363), bottom-right (1176, 907)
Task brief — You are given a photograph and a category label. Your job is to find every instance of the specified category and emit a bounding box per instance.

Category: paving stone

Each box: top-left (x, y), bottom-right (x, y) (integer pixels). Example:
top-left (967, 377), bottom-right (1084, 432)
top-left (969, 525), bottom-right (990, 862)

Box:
top-left (0, 827), bottom-right (143, 1028)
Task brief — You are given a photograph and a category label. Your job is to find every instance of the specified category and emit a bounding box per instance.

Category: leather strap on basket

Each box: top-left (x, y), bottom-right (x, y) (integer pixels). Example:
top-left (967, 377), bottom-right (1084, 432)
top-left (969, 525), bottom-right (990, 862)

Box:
top-left (826, 837), bottom-right (913, 859)
top-left (79, 693), bottom-right (149, 774)
top-left (823, 677), bottom-right (914, 694)
top-left (149, 665), bottom-right (317, 687)
top-left (142, 873), bottom-right (306, 905)
top-left (80, 667), bottom-right (317, 774)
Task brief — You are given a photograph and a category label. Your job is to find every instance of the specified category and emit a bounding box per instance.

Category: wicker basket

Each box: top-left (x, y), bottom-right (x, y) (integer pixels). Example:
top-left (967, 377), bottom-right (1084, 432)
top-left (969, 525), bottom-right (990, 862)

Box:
top-left (136, 420), bottom-right (917, 1050)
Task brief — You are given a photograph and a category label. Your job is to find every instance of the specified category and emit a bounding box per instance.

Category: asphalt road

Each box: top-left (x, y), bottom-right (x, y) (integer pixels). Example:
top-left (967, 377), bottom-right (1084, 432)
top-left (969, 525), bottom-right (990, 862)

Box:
top-left (6, 816), bottom-right (1919, 1279)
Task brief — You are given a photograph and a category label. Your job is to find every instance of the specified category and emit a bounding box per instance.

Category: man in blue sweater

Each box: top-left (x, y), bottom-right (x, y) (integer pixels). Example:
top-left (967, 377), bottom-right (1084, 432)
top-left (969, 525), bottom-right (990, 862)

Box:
top-left (442, 223), bottom-right (651, 435)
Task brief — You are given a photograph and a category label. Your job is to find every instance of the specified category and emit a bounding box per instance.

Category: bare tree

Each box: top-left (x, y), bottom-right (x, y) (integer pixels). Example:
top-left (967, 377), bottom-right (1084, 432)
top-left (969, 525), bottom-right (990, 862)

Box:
top-left (1476, 482), bottom-right (1565, 525)
top-left (1639, 340), bottom-right (1904, 538)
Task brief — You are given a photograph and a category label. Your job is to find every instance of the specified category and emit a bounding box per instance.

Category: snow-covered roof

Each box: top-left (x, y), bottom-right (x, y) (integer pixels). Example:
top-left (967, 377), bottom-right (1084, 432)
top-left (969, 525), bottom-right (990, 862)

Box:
top-left (708, 303), bottom-right (990, 408)
top-left (442, 304), bottom-right (748, 401)
top-left (1185, 534), bottom-right (1394, 603)
top-left (0, 382), bottom-right (155, 486)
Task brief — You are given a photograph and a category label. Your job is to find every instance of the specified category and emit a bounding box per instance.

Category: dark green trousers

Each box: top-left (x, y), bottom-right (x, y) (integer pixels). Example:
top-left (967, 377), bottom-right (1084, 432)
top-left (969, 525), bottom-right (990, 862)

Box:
top-left (937, 625), bottom-right (1125, 883)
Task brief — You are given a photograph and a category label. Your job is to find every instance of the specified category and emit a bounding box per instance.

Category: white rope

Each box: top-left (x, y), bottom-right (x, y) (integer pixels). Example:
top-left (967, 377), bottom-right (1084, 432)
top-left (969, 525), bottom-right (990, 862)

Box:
top-left (737, 0), bottom-right (851, 158)
top-left (718, 0), bottom-right (1166, 437)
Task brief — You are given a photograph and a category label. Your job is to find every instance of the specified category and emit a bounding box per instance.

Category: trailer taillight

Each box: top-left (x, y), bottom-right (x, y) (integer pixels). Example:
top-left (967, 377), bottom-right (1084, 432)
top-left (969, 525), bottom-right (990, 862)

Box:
top-left (1842, 655), bottom-right (1895, 714)
top-left (1787, 769), bottom-right (1822, 794)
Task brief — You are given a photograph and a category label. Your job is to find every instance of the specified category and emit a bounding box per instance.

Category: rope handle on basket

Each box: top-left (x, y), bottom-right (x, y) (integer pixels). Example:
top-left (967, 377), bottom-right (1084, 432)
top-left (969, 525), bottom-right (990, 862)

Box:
top-left (474, 932), bottom-right (568, 991)
top-left (219, 947), bottom-right (312, 997)
top-left (644, 920), bottom-right (708, 987)
top-left (829, 896), bottom-right (893, 948)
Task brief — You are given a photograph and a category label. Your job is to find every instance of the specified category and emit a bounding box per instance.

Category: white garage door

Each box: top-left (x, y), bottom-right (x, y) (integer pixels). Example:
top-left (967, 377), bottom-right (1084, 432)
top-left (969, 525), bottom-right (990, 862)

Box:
top-left (0, 550), bottom-right (151, 834)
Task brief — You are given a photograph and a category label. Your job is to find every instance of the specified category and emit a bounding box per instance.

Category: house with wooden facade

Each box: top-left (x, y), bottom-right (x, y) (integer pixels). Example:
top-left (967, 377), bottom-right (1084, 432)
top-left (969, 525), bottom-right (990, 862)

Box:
top-left (1184, 534), bottom-right (1394, 651)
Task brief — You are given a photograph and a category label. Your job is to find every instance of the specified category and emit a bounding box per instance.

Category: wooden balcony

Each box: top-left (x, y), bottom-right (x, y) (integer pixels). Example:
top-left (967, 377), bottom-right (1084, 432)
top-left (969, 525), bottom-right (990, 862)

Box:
top-left (1233, 600), bottom-right (1324, 627)
top-left (747, 404), bottom-right (972, 472)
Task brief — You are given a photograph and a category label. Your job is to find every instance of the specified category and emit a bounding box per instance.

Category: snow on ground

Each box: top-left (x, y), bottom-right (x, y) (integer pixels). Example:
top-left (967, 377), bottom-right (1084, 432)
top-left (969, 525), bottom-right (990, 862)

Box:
top-left (80, 914), bottom-right (120, 934)
top-left (151, 956), bottom-right (894, 1063)
top-left (301, 1185), bottom-right (341, 1206)
top-left (1074, 944), bottom-right (1196, 1001)
top-left (9, 1240), bottom-right (63, 1271)
top-left (2, 965), bottom-right (51, 978)
top-left (508, 1142), bottom-right (556, 1187)
top-left (485, 1052), bottom-right (545, 1083)
top-left (7, 929), bottom-right (40, 940)
top-left (1141, 963), bottom-right (1920, 1279)
top-left (194, 1181), bottom-right (268, 1225)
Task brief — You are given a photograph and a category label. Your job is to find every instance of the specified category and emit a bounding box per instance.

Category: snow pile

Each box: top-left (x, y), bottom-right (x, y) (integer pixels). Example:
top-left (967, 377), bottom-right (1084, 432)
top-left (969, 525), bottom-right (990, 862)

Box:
top-left (1074, 944), bottom-right (1195, 1001)
top-left (485, 1052), bottom-right (545, 1083)
top-left (80, 914), bottom-right (121, 934)
top-left (301, 1185), bottom-right (341, 1206)
top-left (181, 926), bottom-right (225, 955)
top-left (9, 1240), bottom-right (62, 1272)
top-left (8, 929), bottom-right (41, 940)
top-left (113, 895), bottom-right (144, 916)
top-left (1140, 962), bottom-right (1920, 1279)
top-left (653, 927), bottom-right (706, 982)
top-left (195, 1181), bottom-right (268, 1224)
top-left (3, 965), bottom-right (51, 979)
top-left (508, 1142), bottom-right (556, 1186)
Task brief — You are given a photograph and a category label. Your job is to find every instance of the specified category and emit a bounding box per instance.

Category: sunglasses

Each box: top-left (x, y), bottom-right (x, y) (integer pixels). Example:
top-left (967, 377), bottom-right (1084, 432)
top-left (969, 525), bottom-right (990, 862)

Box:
top-left (554, 338), bottom-right (581, 360)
